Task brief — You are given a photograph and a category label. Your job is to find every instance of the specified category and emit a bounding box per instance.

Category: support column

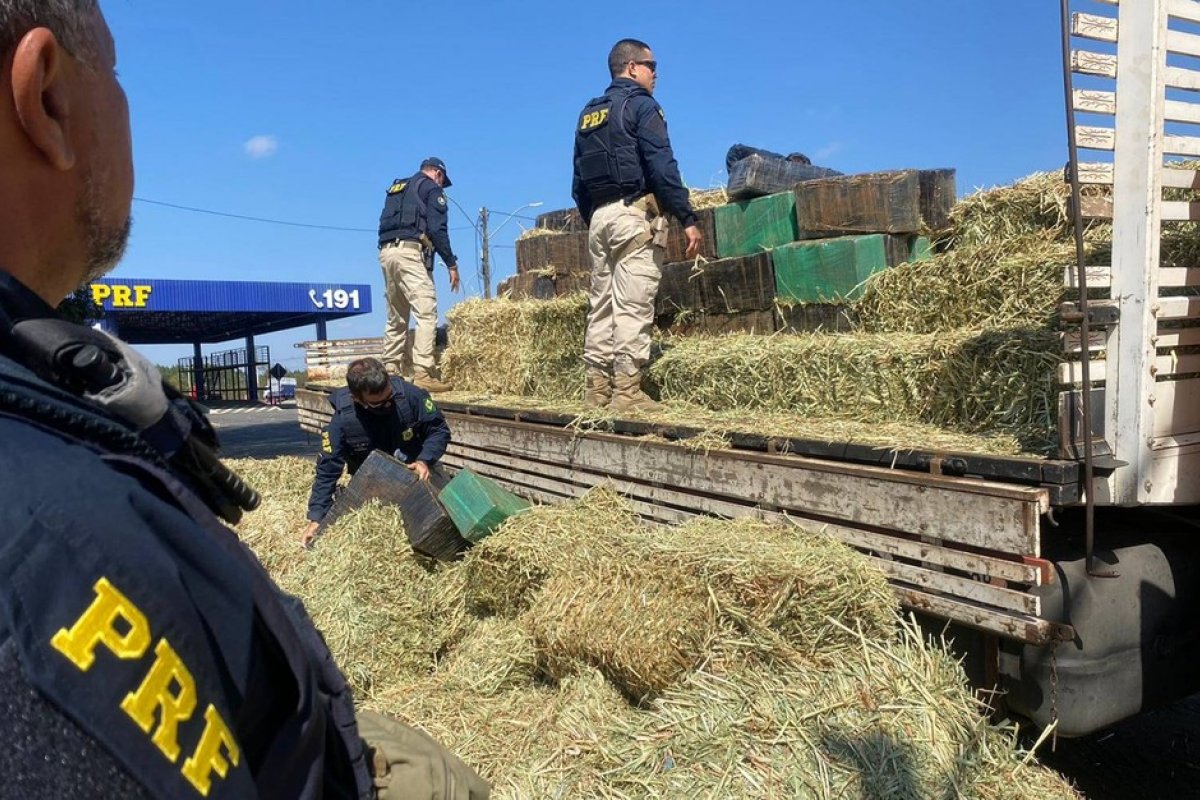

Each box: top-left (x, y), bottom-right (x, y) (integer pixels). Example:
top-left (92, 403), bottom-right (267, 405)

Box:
top-left (101, 311), bottom-right (120, 336)
top-left (245, 334), bottom-right (258, 402)
top-left (192, 342), bottom-right (205, 401)
top-left (316, 318), bottom-right (328, 341)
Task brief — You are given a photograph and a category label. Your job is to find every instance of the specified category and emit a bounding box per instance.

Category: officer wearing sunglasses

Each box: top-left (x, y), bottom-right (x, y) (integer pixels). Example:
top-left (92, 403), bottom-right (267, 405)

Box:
top-left (572, 38), bottom-right (700, 414)
top-left (302, 357), bottom-right (451, 546)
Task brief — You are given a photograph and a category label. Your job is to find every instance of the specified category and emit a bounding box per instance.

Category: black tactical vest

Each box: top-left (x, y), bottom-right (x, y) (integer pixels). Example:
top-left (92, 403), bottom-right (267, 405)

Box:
top-left (330, 390), bottom-right (377, 474)
top-left (378, 172), bottom-right (432, 247)
top-left (573, 83), bottom-right (646, 205)
top-left (0, 350), bottom-right (373, 800)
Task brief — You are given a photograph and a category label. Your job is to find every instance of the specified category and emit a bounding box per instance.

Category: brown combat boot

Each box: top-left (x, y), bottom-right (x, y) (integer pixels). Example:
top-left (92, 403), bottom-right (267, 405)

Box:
top-left (413, 369), bottom-right (454, 393)
top-left (584, 366), bottom-right (612, 409)
top-left (610, 371), bottom-right (662, 413)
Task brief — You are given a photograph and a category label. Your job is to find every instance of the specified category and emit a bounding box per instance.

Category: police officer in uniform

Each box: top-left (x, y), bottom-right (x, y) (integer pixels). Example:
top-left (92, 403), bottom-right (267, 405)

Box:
top-left (377, 157), bottom-right (460, 392)
top-left (572, 38), bottom-right (701, 412)
top-left (0, 3), bottom-right (486, 797)
top-left (301, 357), bottom-right (451, 546)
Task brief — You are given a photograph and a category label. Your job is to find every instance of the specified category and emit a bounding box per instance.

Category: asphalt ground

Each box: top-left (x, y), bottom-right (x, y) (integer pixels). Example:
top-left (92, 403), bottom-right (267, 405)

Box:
top-left (209, 402), bottom-right (319, 460)
top-left (208, 404), bottom-right (1200, 798)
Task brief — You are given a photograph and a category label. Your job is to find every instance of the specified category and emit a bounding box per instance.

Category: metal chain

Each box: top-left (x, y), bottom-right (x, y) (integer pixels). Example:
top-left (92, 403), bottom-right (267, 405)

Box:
top-left (1050, 641), bottom-right (1060, 752)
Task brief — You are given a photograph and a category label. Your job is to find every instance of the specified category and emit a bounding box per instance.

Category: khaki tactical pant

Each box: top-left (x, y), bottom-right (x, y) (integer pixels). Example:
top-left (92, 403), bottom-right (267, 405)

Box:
top-left (358, 710), bottom-right (490, 799)
top-left (583, 200), bottom-right (665, 376)
top-left (380, 242), bottom-right (438, 375)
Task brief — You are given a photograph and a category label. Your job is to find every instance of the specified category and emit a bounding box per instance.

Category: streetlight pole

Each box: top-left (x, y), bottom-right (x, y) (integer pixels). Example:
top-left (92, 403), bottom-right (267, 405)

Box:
top-left (479, 201), bottom-right (543, 299)
top-left (480, 207), bottom-right (491, 299)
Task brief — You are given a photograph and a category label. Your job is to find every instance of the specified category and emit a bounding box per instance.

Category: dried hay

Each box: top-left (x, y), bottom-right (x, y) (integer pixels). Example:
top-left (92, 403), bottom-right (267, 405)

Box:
top-left (233, 468), bottom-right (1077, 799)
top-left (227, 455), bottom-right (322, 580)
top-left (650, 517), bottom-right (897, 656)
top-left (442, 295), bottom-right (587, 399)
top-left (946, 171), bottom-right (1108, 249)
top-left (856, 236), bottom-right (1075, 334)
top-left (527, 567), bottom-right (718, 699)
top-left (463, 489), bottom-right (637, 616)
top-left (689, 187), bottom-right (729, 210)
top-left (437, 389), bottom-right (1030, 456)
top-left (276, 501), bottom-right (467, 699)
top-left (516, 226), bottom-right (559, 241)
top-left (648, 328), bottom-right (1060, 451)
top-left (434, 616), bottom-right (539, 695)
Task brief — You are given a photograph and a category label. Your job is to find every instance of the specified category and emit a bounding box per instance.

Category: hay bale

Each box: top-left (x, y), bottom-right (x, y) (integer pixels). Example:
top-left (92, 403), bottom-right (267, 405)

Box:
top-left (689, 187), bottom-right (729, 210)
top-left (855, 235), bottom-right (1075, 333)
top-left (463, 489), bottom-right (636, 616)
top-left (653, 517), bottom-right (897, 656)
top-left (442, 295), bottom-right (587, 400)
top-left (526, 568), bottom-right (717, 699)
top-left (442, 298), bottom-right (526, 394)
top-left (647, 328), bottom-right (1059, 446)
top-left (589, 624), bottom-right (1080, 799)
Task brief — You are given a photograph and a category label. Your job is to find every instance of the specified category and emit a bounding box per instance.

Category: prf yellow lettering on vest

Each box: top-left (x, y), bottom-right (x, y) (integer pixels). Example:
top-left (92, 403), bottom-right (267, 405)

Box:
top-left (580, 108), bottom-right (609, 131)
top-left (51, 578), bottom-right (241, 796)
top-left (183, 706), bottom-right (241, 795)
top-left (121, 639), bottom-right (198, 761)
top-left (50, 577), bottom-right (151, 669)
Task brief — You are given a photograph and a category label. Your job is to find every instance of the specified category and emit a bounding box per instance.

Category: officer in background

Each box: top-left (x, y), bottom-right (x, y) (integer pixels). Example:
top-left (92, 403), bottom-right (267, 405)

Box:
top-left (572, 38), bottom-right (701, 412)
top-left (377, 157), bottom-right (461, 392)
top-left (0, 3), bottom-right (486, 797)
top-left (302, 357), bottom-right (451, 546)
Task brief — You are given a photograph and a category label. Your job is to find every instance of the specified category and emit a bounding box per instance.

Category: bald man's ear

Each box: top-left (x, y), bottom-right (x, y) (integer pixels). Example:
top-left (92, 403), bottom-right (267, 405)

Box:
top-left (9, 27), bottom-right (75, 171)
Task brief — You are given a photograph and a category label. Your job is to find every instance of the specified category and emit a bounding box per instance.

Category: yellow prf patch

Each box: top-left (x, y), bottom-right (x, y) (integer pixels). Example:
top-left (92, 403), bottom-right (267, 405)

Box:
top-left (321, 432), bottom-right (331, 453)
top-left (50, 577), bottom-right (241, 796)
top-left (578, 106), bottom-right (610, 132)
top-left (402, 428), bottom-right (414, 442)
top-left (387, 180), bottom-right (407, 195)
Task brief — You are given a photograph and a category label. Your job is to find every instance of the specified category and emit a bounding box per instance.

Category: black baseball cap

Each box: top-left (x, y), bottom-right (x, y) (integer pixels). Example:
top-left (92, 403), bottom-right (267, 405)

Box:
top-left (421, 157), bottom-right (452, 187)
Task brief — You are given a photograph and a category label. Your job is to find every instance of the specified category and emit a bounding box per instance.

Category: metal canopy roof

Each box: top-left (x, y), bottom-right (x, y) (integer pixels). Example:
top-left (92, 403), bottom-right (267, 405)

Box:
top-left (88, 278), bottom-right (372, 345)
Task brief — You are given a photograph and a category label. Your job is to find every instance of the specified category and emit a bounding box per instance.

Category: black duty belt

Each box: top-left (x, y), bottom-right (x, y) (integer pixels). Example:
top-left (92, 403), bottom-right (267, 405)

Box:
top-left (379, 239), bottom-right (423, 251)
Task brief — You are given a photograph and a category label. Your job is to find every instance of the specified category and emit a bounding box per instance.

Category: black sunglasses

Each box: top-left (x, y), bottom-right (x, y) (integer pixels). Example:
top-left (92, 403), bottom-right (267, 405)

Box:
top-left (631, 59), bottom-right (657, 73)
top-left (359, 388), bottom-right (395, 409)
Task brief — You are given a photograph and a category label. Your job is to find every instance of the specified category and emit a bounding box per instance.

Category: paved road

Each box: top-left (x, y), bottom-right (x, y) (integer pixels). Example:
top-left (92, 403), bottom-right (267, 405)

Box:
top-left (1037, 696), bottom-right (1200, 798)
top-left (209, 403), bottom-right (319, 460)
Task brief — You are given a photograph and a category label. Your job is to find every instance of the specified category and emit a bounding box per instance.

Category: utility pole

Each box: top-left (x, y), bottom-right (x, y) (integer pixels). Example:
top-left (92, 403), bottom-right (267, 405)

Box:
top-left (479, 207), bottom-right (491, 299)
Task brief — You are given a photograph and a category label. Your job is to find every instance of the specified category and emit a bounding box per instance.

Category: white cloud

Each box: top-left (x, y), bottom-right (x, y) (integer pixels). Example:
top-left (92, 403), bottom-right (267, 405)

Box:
top-left (813, 141), bottom-right (844, 161)
top-left (243, 135), bottom-right (279, 159)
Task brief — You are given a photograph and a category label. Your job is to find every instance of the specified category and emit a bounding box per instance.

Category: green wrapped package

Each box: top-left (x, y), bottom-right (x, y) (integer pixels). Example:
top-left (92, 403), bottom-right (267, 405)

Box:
top-left (773, 235), bottom-right (891, 303)
top-left (713, 192), bottom-right (799, 258)
top-left (439, 468), bottom-right (531, 543)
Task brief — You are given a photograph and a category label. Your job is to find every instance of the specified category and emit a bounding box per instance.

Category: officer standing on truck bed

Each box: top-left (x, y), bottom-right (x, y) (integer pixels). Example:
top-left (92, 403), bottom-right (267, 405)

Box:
top-left (377, 157), bottom-right (460, 392)
top-left (572, 37), bottom-right (701, 412)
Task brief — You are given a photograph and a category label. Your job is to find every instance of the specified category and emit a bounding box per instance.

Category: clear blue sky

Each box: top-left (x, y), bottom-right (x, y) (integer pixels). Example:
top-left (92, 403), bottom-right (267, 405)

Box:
top-left (101, 0), bottom-right (1068, 370)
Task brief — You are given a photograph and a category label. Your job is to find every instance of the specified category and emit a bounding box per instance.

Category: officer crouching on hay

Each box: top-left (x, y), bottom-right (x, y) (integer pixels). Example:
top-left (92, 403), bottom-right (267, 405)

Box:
top-left (302, 357), bottom-right (451, 547)
top-left (572, 37), bottom-right (701, 412)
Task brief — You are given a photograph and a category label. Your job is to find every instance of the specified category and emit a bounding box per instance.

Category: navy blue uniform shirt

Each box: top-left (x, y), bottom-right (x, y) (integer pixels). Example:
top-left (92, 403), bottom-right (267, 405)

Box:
top-left (378, 172), bottom-right (457, 268)
top-left (571, 77), bottom-right (697, 228)
top-left (306, 378), bottom-right (451, 522)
